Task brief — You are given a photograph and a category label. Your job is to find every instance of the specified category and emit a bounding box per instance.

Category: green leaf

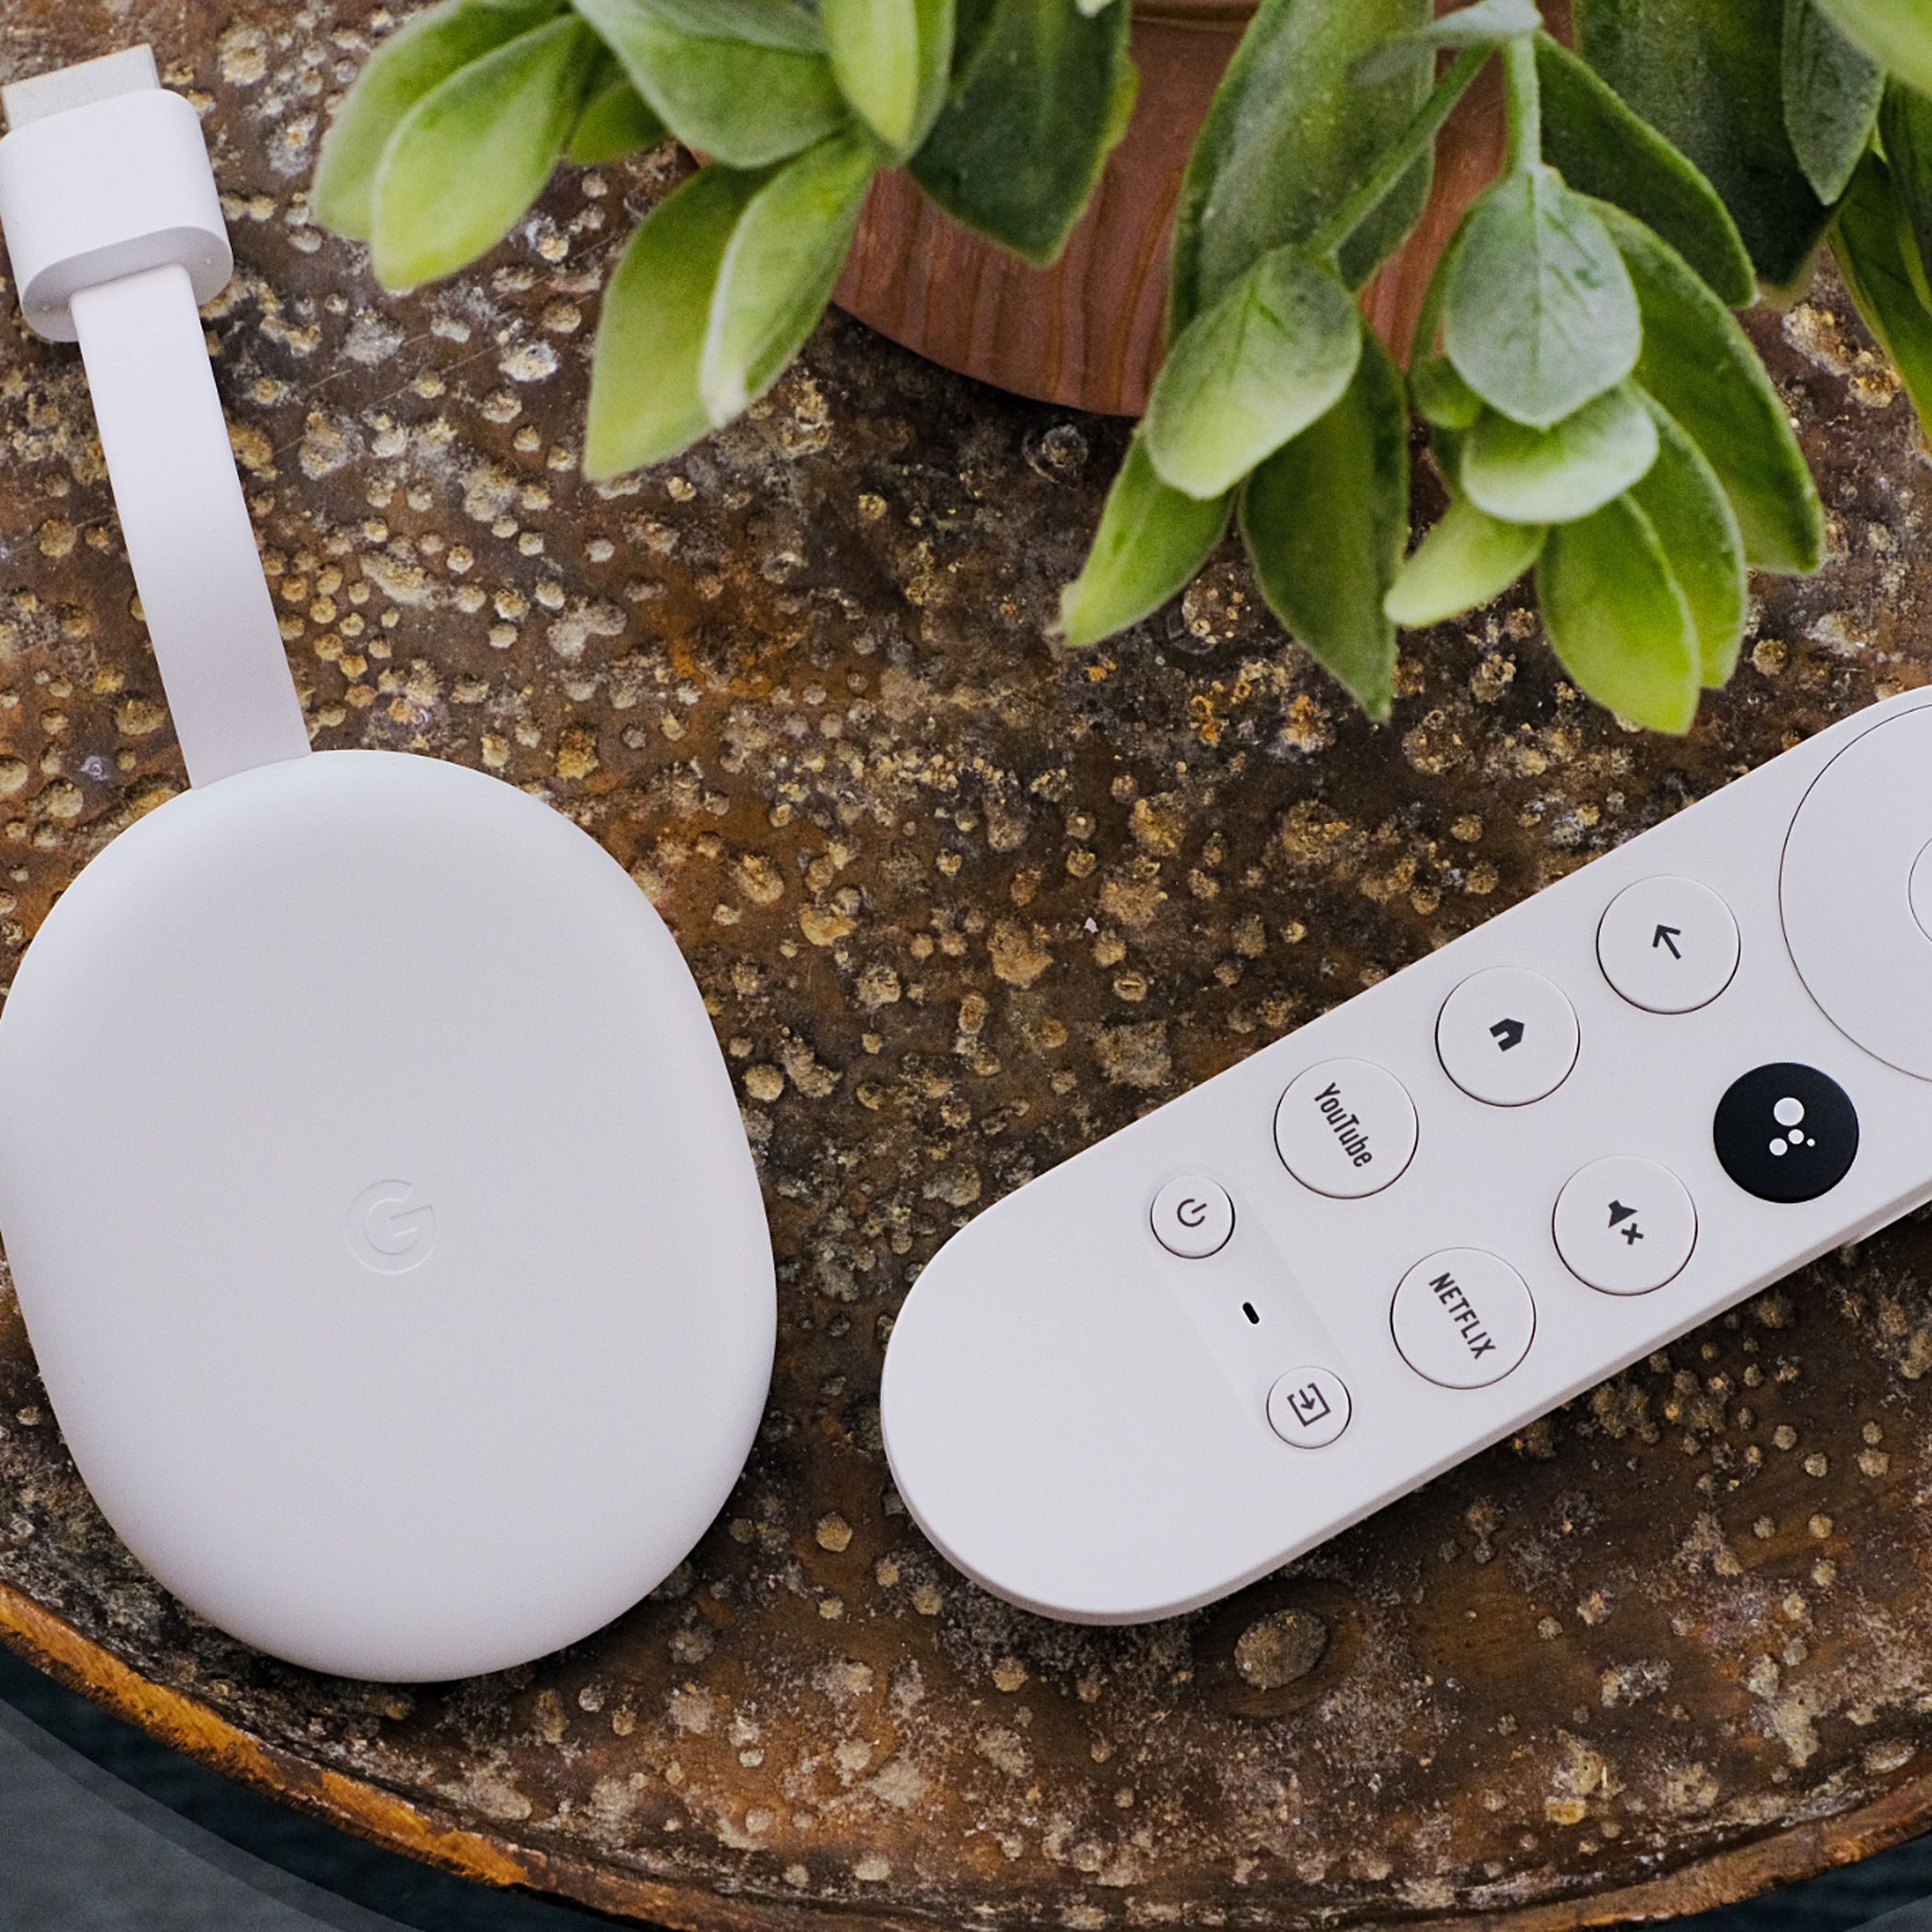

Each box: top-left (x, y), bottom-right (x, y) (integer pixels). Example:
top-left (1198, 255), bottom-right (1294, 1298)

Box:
top-left (1534, 34), bottom-right (1755, 305)
top-left (1880, 83), bottom-right (1932, 300)
top-left (1056, 434), bottom-right (1232, 650)
top-left (823, 0), bottom-right (952, 155)
top-left (615, 0), bottom-right (825, 49)
top-left (1170, 0), bottom-right (1432, 327)
top-left (1629, 395), bottom-right (1748, 686)
top-left (1430, 0), bottom-right (1543, 35)
top-left (1443, 165), bottom-right (1641, 428)
top-left (909, 0), bottom-right (1133, 266)
top-left (1832, 152), bottom-right (1932, 434)
top-left (1428, 422), bottom-right (1469, 496)
top-left (566, 64), bottom-right (669, 161)
top-left (369, 15), bottom-right (597, 289)
top-left (1143, 248), bottom-right (1363, 500)
top-left (314, 0), bottom-right (563, 237)
top-left (1411, 353), bottom-right (1484, 430)
top-left (1784, 0), bottom-right (1883, 204)
top-left (1538, 496), bottom-right (1701, 732)
top-left (1817, 0), bottom-right (1932, 97)
top-left (1239, 332), bottom-right (1409, 721)
top-left (1354, 0), bottom-right (1539, 83)
top-left (1596, 200), bottom-right (1825, 571)
top-left (700, 130), bottom-right (877, 422)
top-left (572, 0), bottom-right (848, 168)
top-left (1460, 381), bottom-right (1660, 525)
top-left (1574, 0), bottom-right (1830, 287)
top-left (585, 164), bottom-right (766, 477)
top-left (1385, 498), bottom-right (1546, 628)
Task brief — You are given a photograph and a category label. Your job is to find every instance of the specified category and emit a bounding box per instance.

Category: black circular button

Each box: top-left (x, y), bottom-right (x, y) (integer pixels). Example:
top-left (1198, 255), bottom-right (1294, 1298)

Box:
top-left (1713, 1063), bottom-right (1859, 1203)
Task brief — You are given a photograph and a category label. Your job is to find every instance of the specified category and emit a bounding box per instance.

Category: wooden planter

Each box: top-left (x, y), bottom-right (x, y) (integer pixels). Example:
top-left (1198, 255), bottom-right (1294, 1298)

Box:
top-left (833, 0), bottom-right (1510, 414)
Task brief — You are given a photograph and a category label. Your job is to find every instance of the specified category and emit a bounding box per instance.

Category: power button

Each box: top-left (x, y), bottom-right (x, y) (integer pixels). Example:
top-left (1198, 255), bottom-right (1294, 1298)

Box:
top-left (1150, 1175), bottom-right (1235, 1258)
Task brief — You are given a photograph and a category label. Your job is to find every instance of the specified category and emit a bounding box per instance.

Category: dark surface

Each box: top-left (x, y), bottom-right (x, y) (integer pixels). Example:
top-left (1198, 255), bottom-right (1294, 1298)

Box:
top-left (4, 1644), bottom-right (1932, 1932)
top-left (0, 1647), bottom-right (588, 1930)
top-left (6, 5), bottom-right (1932, 1930)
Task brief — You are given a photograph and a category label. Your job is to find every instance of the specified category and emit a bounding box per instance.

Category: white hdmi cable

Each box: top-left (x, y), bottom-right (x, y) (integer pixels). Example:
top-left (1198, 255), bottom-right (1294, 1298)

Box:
top-left (0, 46), bottom-right (308, 786)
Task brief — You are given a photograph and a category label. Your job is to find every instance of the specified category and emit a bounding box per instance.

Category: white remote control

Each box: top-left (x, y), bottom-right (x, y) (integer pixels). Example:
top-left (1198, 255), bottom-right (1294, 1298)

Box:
top-left (882, 687), bottom-right (1932, 1624)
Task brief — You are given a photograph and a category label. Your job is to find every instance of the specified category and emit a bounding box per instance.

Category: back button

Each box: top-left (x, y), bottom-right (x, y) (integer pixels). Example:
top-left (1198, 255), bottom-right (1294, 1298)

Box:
top-left (1599, 876), bottom-right (1739, 1013)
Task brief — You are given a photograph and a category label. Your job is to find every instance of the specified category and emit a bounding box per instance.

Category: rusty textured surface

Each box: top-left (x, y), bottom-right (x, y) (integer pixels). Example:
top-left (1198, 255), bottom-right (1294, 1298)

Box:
top-left (2, 6), bottom-right (1932, 1930)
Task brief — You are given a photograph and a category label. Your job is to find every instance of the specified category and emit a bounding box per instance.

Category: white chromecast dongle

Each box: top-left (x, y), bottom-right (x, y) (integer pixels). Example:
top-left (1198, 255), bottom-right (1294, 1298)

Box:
top-left (0, 48), bottom-right (775, 1681)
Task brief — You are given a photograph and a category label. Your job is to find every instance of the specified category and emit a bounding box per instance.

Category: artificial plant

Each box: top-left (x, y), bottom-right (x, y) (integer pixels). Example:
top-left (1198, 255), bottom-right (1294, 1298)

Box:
top-left (312, 0), bottom-right (1932, 734)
